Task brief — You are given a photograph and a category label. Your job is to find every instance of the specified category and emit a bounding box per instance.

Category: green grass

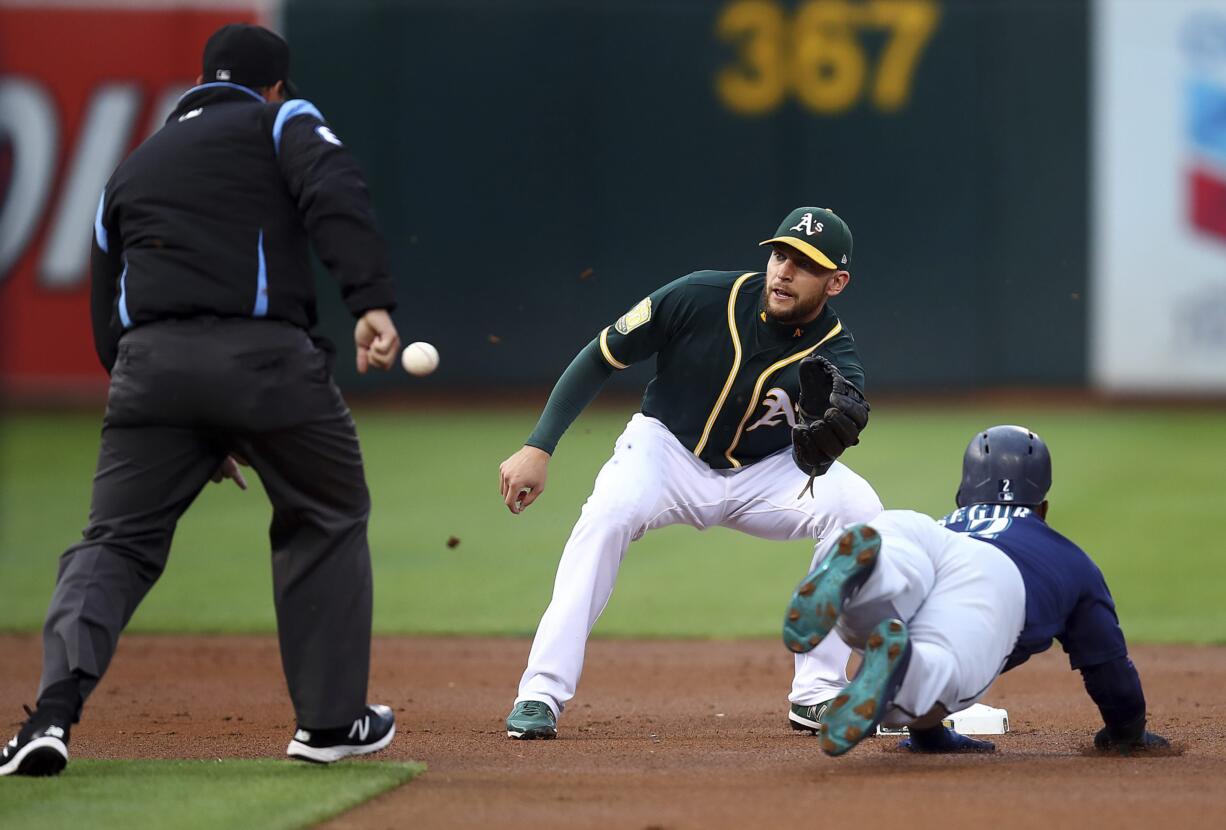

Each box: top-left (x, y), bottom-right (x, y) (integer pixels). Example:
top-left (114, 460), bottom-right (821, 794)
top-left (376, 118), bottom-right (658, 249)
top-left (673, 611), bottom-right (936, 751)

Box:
top-left (0, 759), bottom-right (422, 830)
top-left (1, 405), bottom-right (1224, 642)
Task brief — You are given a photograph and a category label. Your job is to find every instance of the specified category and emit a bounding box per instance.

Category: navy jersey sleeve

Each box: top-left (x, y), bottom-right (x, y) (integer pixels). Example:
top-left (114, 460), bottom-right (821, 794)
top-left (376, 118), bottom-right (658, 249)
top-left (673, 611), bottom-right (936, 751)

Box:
top-left (1069, 561), bottom-right (1148, 737)
top-left (89, 188), bottom-right (124, 373)
top-left (596, 274), bottom-right (699, 369)
top-left (1060, 562), bottom-right (1129, 670)
top-left (273, 100), bottom-right (397, 317)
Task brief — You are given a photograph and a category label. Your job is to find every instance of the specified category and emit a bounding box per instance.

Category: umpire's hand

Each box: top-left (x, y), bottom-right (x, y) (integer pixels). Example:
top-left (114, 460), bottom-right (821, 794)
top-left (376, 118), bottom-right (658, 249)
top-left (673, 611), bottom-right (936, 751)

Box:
top-left (211, 454), bottom-right (249, 490)
top-left (355, 309), bottom-right (401, 373)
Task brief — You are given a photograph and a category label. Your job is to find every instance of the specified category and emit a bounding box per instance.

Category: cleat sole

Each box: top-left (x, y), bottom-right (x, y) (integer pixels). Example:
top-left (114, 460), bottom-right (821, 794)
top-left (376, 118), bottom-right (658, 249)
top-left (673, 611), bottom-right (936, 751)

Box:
top-left (820, 618), bottom-right (911, 757)
top-left (506, 728), bottom-right (557, 740)
top-left (781, 524), bottom-right (883, 655)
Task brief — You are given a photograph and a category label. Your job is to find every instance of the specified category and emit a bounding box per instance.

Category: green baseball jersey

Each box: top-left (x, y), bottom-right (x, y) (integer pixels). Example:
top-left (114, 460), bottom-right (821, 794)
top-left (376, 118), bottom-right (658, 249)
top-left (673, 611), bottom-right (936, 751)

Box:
top-left (599, 270), bottom-right (864, 470)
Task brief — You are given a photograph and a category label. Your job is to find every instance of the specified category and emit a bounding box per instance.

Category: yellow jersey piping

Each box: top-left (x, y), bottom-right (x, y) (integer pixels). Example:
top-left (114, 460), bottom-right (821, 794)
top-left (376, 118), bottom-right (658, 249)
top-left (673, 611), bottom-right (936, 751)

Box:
top-left (598, 326), bottom-right (629, 370)
top-left (693, 272), bottom-right (755, 458)
top-left (722, 320), bottom-right (843, 468)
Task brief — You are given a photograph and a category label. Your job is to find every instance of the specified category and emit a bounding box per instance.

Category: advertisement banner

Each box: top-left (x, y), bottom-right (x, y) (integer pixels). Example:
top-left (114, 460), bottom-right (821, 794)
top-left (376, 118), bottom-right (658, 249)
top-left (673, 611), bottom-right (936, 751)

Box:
top-left (0, 1), bottom-right (268, 398)
top-left (1093, 0), bottom-right (1226, 391)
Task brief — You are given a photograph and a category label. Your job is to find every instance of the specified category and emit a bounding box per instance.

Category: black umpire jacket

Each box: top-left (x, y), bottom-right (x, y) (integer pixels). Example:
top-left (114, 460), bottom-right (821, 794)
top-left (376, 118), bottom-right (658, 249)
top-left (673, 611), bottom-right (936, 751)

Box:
top-left (90, 82), bottom-right (397, 372)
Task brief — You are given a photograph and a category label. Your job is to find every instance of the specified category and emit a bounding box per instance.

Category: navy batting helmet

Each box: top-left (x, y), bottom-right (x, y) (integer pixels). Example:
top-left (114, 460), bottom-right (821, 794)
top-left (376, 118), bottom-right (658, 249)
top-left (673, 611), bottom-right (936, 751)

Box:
top-left (955, 425), bottom-right (1052, 508)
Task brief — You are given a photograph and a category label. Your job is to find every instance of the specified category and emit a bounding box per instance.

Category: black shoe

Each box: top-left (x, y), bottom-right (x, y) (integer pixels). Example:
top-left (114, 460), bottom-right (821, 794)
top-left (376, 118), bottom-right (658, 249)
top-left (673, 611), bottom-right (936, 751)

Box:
top-left (0, 707), bottom-right (70, 777)
top-left (286, 704), bottom-right (395, 764)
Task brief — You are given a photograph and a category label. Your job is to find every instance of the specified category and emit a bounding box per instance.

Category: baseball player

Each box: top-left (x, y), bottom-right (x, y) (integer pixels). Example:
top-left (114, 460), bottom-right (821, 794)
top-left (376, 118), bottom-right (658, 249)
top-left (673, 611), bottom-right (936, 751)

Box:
top-left (783, 425), bottom-right (1170, 756)
top-left (499, 207), bottom-right (883, 739)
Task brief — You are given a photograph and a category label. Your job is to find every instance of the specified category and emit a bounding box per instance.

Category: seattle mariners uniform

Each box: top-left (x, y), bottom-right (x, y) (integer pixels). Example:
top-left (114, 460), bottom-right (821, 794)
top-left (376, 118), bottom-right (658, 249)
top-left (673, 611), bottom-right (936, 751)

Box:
top-left (500, 207), bottom-right (883, 739)
top-left (783, 426), bottom-right (1170, 756)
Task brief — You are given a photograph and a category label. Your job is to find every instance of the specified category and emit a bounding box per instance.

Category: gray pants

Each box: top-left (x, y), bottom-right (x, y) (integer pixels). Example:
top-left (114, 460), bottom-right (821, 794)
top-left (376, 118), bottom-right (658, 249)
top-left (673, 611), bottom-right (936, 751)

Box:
top-left (40, 318), bottom-right (373, 730)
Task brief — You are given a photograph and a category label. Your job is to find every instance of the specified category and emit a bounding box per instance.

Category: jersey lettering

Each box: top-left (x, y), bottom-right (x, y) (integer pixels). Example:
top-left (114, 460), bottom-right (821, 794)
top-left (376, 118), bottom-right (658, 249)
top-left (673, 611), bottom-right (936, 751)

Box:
top-left (967, 515), bottom-right (1013, 538)
top-left (941, 503), bottom-right (1033, 539)
top-left (789, 213), bottom-right (823, 236)
top-left (745, 387), bottom-right (797, 432)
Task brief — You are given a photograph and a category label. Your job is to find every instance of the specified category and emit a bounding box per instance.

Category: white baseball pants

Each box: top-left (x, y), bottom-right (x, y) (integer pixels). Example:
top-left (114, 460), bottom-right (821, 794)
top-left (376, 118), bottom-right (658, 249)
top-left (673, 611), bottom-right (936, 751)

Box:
top-left (833, 510), bottom-right (1027, 726)
top-left (517, 414), bottom-right (883, 717)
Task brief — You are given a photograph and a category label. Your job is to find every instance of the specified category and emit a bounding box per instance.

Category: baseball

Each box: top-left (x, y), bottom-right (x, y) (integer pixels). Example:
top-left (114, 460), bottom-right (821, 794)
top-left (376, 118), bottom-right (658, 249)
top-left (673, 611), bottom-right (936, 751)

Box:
top-left (401, 341), bottom-right (439, 376)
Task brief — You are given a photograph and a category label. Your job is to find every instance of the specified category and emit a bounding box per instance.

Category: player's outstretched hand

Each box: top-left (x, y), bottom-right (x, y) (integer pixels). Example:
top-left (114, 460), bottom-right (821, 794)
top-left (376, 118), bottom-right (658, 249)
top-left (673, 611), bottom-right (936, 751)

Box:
top-left (1094, 725), bottom-right (1170, 755)
top-left (355, 309), bottom-right (401, 373)
top-left (500, 445), bottom-right (550, 514)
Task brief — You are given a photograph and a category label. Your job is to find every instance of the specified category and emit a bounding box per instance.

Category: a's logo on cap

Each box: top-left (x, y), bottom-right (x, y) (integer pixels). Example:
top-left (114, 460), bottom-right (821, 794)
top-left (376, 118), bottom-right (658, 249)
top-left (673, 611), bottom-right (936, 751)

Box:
top-left (789, 213), bottom-right (824, 236)
top-left (216, 69), bottom-right (232, 80)
top-left (841, 254), bottom-right (848, 264)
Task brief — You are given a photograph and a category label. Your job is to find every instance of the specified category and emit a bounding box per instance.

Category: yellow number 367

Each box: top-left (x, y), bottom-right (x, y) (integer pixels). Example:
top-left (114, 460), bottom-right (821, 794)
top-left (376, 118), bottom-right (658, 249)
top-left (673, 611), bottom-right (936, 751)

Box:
top-left (716, 0), bottom-right (941, 116)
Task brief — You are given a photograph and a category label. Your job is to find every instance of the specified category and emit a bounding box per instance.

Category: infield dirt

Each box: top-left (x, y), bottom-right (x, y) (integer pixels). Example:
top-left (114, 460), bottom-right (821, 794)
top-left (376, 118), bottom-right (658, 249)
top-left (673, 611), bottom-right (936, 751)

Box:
top-left (2, 635), bottom-right (1222, 829)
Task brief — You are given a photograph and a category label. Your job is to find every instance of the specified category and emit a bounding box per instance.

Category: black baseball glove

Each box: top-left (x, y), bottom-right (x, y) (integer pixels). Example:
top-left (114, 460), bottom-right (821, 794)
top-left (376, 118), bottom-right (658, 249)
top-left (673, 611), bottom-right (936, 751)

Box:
top-left (792, 354), bottom-right (870, 495)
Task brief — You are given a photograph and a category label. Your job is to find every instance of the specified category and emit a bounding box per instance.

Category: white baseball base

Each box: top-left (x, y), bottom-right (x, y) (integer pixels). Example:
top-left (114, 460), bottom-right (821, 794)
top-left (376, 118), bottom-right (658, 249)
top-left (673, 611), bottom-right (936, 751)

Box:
top-left (876, 703), bottom-right (1010, 736)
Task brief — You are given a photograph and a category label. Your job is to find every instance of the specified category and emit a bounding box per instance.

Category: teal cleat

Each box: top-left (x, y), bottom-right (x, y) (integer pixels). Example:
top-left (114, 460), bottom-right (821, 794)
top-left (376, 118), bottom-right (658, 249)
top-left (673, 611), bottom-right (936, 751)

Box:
top-left (506, 700), bottom-right (558, 740)
top-left (783, 524), bottom-right (883, 655)
top-left (819, 618), bottom-right (912, 757)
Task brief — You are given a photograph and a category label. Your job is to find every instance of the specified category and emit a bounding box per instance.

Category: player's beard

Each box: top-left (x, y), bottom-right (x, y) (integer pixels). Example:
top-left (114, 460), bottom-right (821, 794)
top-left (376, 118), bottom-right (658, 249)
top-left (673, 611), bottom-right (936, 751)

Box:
top-left (761, 283), bottom-right (824, 325)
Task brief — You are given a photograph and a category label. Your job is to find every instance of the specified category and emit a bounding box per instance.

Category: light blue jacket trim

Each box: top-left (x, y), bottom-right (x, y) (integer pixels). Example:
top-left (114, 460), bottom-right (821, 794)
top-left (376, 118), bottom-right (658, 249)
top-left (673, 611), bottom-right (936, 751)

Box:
top-left (253, 230), bottom-right (268, 317)
top-left (272, 100), bottom-right (324, 155)
top-left (178, 82), bottom-right (264, 103)
top-left (118, 259), bottom-right (131, 328)
top-left (94, 190), bottom-right (109, 253)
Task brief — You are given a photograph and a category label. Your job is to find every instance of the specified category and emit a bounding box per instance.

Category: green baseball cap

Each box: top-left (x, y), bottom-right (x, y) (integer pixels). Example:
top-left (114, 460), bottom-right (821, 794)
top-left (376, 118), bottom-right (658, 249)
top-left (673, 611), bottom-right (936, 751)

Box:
top-left (760, 207), bottom-right (853, 271)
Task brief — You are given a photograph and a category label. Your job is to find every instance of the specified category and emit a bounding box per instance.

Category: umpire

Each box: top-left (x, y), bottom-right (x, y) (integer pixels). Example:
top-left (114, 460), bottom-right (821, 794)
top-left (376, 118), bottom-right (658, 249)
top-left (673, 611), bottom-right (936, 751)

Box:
top-left (1, 24), bottom-right (400, 776)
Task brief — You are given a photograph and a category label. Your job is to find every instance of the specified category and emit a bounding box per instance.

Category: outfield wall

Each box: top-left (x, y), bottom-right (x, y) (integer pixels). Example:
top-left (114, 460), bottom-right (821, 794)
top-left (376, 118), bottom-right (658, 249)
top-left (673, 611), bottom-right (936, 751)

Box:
top-left (285, 0), bottom-right (1092, 393)
top-left (5, 1), bottom-right (1221, 398)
